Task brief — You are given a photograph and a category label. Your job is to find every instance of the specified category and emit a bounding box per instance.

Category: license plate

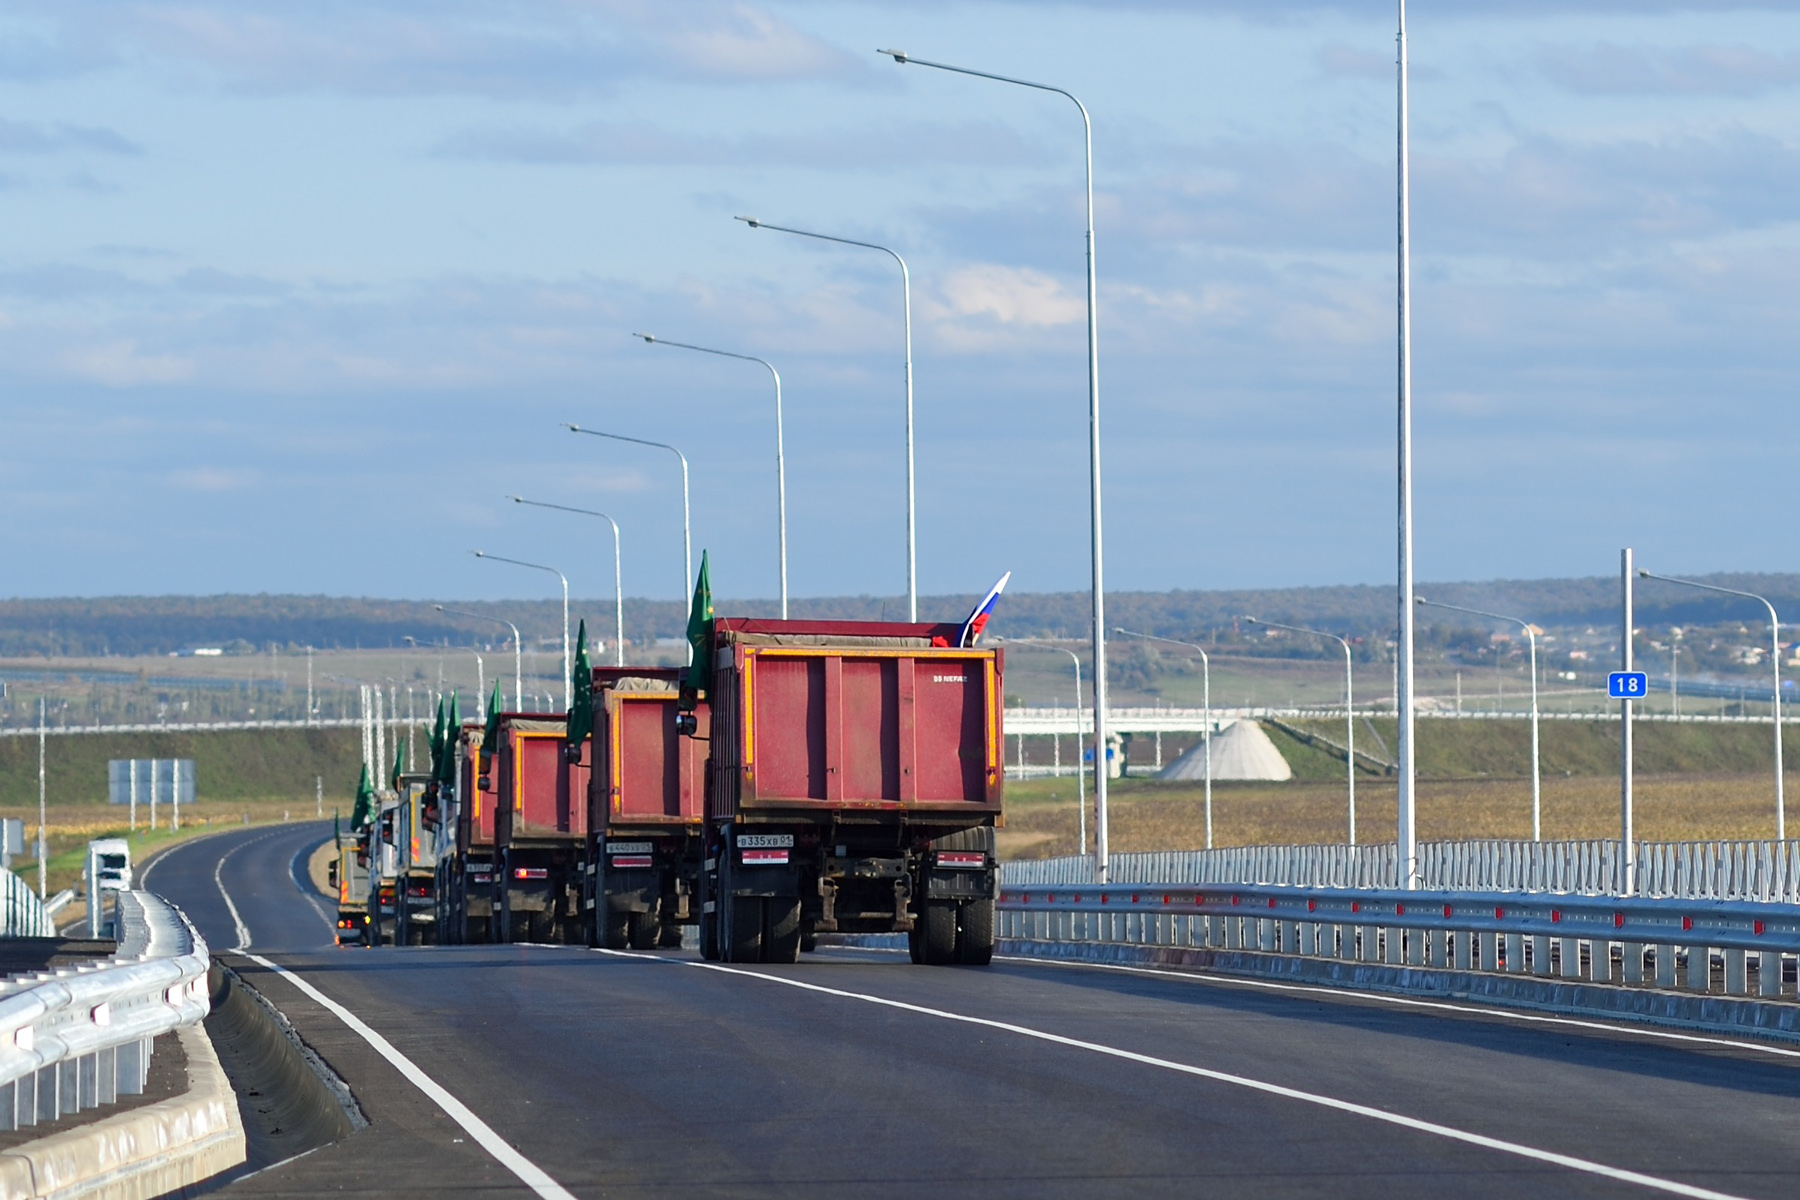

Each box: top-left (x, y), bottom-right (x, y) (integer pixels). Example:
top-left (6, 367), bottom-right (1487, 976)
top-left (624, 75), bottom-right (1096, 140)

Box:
top-left (608, 841), bottom-right (653, 854)
top-left (737, 834), bottom-right (794, 849)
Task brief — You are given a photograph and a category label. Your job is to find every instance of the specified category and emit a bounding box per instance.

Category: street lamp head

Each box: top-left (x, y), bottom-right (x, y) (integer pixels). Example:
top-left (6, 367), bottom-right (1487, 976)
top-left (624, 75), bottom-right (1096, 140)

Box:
top-left (735, 215), bottom-right (762, 229)
top-left (433, 605), bottom-right (445, 613)
top-left (471, 550), bottom-right (486, 559)
top-left (632, 332), bottom-right (656, 344)
top-left (1244, 616), bottom-right (1260, 624)
top-left (1637, 569), bottom-right (1651, 578)
top-left (506, 495), bottom-right (524, 504)
top-left (565, 423), bottom-right (580, 433)
top-left (1414, 596), bottom-right (1428, 605)
top-left (877, 48), bottom-right (908, 63)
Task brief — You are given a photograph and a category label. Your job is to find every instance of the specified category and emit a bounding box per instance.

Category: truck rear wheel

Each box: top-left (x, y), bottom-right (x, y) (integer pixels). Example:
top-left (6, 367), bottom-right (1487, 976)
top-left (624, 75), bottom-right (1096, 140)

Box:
top-left (659, 923), bottom-right (685, 949)
top-left (800, 921), bottom-right (817, 954)
top-left (763, 897), bottom-right (801, 964)
top-left (919, 901), bottom-right (957, 965)
top-left (955, 898), bottom-right (995, 966)
top-left (628, 911), bottom-right (660, 951)
top-left (601, 910), bottom-right (629, 950)
top-left (725, 896), bottom-right (763, 962)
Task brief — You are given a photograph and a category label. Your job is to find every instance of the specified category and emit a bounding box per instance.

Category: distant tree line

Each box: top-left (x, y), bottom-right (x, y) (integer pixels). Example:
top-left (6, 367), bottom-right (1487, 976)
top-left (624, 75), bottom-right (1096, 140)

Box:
top-left (3, 572), bottom-right (1798, 660)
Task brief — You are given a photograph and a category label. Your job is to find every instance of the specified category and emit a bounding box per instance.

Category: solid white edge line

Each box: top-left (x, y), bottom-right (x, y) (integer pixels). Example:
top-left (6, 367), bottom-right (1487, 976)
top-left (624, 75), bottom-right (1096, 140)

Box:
top-left (822, 943), bottom-right (1800, 1063)
top-left (989, 951), bottom-right (1800, 1061)
top-left (598, 949), bottom-right (1751, 1200)
top-left (286, 838), bottom-right (339, 935)
top-left (242, 953), bottom-right (578, 1200)
top-left (213, 837), bottom-right (260, 952)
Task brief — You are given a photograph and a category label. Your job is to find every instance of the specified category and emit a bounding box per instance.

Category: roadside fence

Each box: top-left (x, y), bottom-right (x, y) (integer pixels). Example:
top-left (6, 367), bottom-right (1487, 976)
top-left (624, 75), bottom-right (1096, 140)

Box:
top-left (0, 869), bottom-right (54, 938)
top-left (1002, 838), bottom-right (1800, 904)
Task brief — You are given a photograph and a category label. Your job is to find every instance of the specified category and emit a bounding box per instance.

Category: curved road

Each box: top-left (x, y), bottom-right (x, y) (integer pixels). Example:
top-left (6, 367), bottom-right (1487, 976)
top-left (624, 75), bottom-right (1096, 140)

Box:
top-left (144, 823), bottom-right (1800, 1199)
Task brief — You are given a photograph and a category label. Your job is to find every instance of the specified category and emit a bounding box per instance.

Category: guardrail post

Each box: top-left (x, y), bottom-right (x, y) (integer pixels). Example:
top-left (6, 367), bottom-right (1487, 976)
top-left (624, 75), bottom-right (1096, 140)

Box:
top-left (1623, 941), bottom-right (1645, 984)
top-left (1591, 939), bottom-right (1613, 983)
top-left (1686, 947), bottom-right (1712, 992)
top-left (36, 1066), bottom-right (57, 1123)
top-left (1725, 947), bottom-right (1747, 994)
top-left (1299, 920), bottom-right (1318, 955)
top-left (77, 1053), bottom-right (97, 1110)
top-left (1478, 930), bottom-right (1497, 971)
top-left (97, 1046), bottom-right (116, 1105)
top-left (1426, 927), bottom-right (1445, 967)
top-left (1559, 936), bottom-right (1580, 979)
top-left (1258, 917), bottom-right (1275, 952)
top-left (1654, 943), bottom-right (1677, 988)
top-left (1759, 950), bottom-right (1782, 997)
top-left (0, 1082), bottom-right (13, 1132)
top-left (56, 1060), bottom-right (77, 1116)
top-left (1453, 929), bottom-right (1472, 970)
top-left (1531, 934), bottom-right (1552, 976)
top-left (1282, 919), bottom-right (1299, 954)
top-left (1505, 932), bottom-right (1525, 973)
top-left (1358, 924), bottom-right (1378, 962)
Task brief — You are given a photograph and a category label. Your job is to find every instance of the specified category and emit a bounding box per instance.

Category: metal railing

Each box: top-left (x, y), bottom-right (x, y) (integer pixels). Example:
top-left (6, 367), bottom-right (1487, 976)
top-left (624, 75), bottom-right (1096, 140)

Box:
top-left (0, 868), bottom-right (54, 938)
top-left (1002, 839), bottom-right (1800, 903)
top-left (998, 882), bottom-right (1800, 998)
top-left (0, 890), bottom-right (210, 1131)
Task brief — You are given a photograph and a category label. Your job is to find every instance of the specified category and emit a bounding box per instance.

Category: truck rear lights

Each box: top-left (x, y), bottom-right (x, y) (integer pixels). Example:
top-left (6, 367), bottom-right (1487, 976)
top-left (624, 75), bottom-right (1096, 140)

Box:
top-left (610, 856), bottom-right (653, 869)
top-left (742, 849), bottom-right (789, 865)
top-left (513, 868), bottom-right (549, 880)
top-left (936, 852), bottom-right (985, 869)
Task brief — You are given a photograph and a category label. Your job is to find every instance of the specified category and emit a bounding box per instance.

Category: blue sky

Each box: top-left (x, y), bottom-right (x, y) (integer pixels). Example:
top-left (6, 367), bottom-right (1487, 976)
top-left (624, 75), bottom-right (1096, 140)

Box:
top-left (4, 0), bottom-right (1800, 609)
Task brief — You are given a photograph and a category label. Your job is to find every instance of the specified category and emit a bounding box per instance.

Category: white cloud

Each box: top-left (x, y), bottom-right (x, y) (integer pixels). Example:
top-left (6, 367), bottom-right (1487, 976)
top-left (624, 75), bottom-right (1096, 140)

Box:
top-left (926, 265), bottom-right (1086, 341)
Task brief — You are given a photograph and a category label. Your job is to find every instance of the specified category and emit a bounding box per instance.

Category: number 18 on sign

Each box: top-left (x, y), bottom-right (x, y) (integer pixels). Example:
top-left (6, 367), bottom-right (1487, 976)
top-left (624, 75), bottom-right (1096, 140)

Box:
top-left (1609, 671), bottom-right (1648, 700)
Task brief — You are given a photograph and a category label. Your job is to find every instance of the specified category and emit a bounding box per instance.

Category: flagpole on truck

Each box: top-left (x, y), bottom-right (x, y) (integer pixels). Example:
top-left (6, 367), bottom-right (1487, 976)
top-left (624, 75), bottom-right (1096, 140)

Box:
top-left (735, 216), bottom-right (918, 622)
top-left (472, 552), bottom-right (571, 712)
top-left (876, 48), bottom-right (1111, 880)
top-left (633, 333), bottom-right (788, 620)
top-left (566, 425), bottom-right (692, 662)
top-left (508, 496), bottom-right (626, 668)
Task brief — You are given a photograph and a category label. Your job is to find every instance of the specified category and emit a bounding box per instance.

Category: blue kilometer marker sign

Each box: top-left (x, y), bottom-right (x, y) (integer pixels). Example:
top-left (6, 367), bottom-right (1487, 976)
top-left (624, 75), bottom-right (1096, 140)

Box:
top-left (1608, 671), bottom-right (1648, 700)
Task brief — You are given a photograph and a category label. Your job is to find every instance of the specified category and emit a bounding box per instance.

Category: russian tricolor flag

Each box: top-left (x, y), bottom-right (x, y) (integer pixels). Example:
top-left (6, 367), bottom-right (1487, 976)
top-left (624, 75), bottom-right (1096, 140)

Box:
top-left (958, 571), bottom-right (1011, 647)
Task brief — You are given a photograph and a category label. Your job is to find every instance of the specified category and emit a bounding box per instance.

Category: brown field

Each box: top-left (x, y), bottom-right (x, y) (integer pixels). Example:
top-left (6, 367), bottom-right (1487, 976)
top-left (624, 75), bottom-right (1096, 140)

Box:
top-left (998, 773), bottom-right (1794, 860)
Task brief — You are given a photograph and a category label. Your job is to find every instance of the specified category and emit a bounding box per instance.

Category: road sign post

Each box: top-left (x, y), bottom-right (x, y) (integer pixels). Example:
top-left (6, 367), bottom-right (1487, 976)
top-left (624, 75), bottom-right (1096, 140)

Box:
top-left (1620, 549), bottom-right (1635, 895)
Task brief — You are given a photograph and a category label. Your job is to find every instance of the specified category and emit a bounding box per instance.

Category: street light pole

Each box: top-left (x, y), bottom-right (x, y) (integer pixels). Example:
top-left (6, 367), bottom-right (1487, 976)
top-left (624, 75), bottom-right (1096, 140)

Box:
top-left (1114, 629), bottom-right (1213, 849)
top-left (737, 216), bottom-right (917, 621)
top-left (472, 551), bottom-right (570, 711)
top-left (1418, 596), bottom-right (1541, 840)
top-left (1247, 617), bottom-right (1356, 845)
top-left (567, 425), bottom-right (691, 654)
top-left (634, 333), bottom-right (787, 618)
top-left (1638, 569), bottom-right (1785, 839)
top-left (998, 637), bottom-right (1087, 857)
top-left (508, 496), bottom-right (625, 668)
top-left (435, 605), bottom-right (523, 711)
top-left (878, 47), bottom-right (1110, 880)
top-left (1395, 0), bottom-right (1419, 890)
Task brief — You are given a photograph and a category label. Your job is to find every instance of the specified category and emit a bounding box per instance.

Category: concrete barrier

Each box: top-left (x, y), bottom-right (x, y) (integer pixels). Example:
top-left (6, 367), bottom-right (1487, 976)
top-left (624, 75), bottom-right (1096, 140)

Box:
top-left (0, 1022), bottom-right (244, 1200)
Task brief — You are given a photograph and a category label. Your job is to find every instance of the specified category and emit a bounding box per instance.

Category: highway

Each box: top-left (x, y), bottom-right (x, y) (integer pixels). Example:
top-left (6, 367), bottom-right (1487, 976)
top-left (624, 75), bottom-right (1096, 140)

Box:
top-left (143, 822), bottom-right (1800, 1199)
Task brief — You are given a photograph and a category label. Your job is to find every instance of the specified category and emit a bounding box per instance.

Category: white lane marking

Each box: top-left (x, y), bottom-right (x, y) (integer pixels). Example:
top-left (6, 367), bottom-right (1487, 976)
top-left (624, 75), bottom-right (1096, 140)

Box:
top-left (599, 949), bottom-right (1751, 1200)
top-left (822, 943), bottom-right (1800, 1064)
top-left (990, 952), bottom-right (1800, 1062)
top-left (214, 838), bottom-right (260, 952)
top-left (240, 952), bottom-right (577, 1200)
top-left (286, 839), bottom-right (338, 936)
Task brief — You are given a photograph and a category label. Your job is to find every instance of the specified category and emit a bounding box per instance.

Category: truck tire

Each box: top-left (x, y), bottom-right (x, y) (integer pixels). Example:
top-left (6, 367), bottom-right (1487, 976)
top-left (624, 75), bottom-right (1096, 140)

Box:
top-left (800, 921), bottom-right (818, 954)
top-left (726, 896), bottom-right (763, 963)
top-left (601, 909), bottom-right (629, 950)
top-left (919, 900), bottom-right (957, 965)
top-left (763, 897), bottom-right (801, 964)
top-left (629, 911), bottom-right (660, 951)
top-left (700, 910), bottom-right (720, 960)
top-left (659, 923), bottom-right (685, 949)
top-left (955, 898), bottom-right (995, 966)
top-left (907, 919), bottom-right (924, 963)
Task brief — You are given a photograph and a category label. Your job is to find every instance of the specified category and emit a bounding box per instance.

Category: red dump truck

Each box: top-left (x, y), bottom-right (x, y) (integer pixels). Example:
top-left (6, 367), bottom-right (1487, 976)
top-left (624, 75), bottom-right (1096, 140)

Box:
top-left (494, 713), bottom-right (592, 944)
top-left (697, 618), bottom-right (1004, 965)
top-left (584, 667), bottom-right (709, 950)
top-left (438, 721), bottom-right (498, 944)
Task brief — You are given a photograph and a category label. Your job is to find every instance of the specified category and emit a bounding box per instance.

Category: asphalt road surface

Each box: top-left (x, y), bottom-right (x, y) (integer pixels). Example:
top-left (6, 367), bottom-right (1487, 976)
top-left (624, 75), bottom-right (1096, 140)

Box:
top-left (142, 823), bottom-right (1800, 1199)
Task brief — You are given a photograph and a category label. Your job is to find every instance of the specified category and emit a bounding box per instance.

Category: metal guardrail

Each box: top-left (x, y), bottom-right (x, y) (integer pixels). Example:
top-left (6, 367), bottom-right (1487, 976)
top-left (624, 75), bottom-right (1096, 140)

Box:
top-left (998, 882), bottom-right (1800, 998)
top-left (1003, 839), bottom-right (1800, 903)
top-left (0, 869), bottom-right (54, 938)
top-left (0, 891), bottom-right (210, 1131)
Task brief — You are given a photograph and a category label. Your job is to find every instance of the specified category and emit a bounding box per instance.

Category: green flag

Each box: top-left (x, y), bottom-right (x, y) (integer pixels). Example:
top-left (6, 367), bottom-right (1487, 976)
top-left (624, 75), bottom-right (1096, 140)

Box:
top-left (565, 619), bottom-right (593, 758)
top-left (481, 679), bottom-right (503, 771)
top-left (427, 695), bottom-right (446, 781)
top-left (388, 733), bottom-right (405, 793)
top-left (685, 550), bottom-right (714, 694)
top-left (438, 691), bottom-right (460, 785)
top-left (351, 763), bottom-right (375, 830)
